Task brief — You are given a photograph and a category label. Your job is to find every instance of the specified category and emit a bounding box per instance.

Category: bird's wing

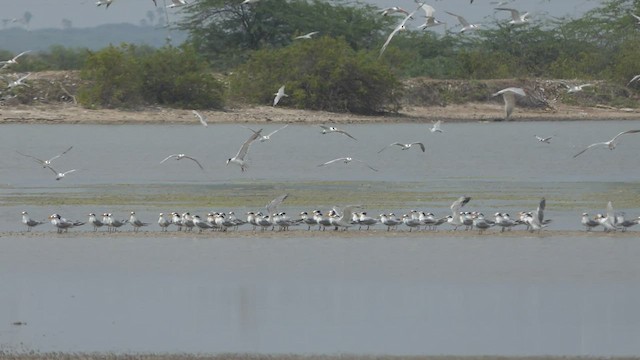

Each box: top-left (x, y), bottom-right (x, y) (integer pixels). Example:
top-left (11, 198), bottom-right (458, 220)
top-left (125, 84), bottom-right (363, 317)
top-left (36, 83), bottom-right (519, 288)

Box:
top-left (319, 125), bottom-right (331, 131)
top-left (13, 50), bottom-right (32, 61)
top-left (495, 7), bottom-right (519, 21)
top-left (44, 165), bottom-right (59, 175)
top-left (537, 197), bottom-right (546, 223)
top-left (266, 124), bottom-right (289, 137)
top-left (413, 142), bottom-right (426, 152)
top-left (266, 193), bottom-right (289, 215)
top-left (379, 23), bottom-right (404, 57)
top-left (47, 145), bottom-right (74, 162)
top-left (352, 158), bottom-right (378, 171)
top-left (419, 3), bottom-right (435, 18)
top-left (378, 143), bottom-right (400, 153)
top-left (631, 13), bottom-right (640, 21)
top-left (627, 75), bottom-right (640, 85)
top-left (338, 129), bottom-right (357, 141)
top-left (192, 110), bottom-right (208, 127)
top-left (184, 156), bottom-right (205, 170)
top-left (606, 201), bottom-right (615, 222)
top-left (160, 154), bottom-right (178, 163)
top-left (493, 87), bottom-right (526, 97)
top-left (236, 129), bottom-right (262, 159)
top-left (572, 142), bottom-right (607, 158)
top-left (611, 129), bottom-right (640, 142)
top-left (450, 196), bottom-right (471, 214)
top-left (542, 137), bottom-right (552, 142)
top-left (445, 11), bottom-right (469, 27)
top-left (16, 151), bottom-right (45, 165)
top-left (318, 158), bottom-right (347, 167)
top-left (63, 169), bottom-right (77, 176)
top-left (241, 125), bottom-right (261, 135)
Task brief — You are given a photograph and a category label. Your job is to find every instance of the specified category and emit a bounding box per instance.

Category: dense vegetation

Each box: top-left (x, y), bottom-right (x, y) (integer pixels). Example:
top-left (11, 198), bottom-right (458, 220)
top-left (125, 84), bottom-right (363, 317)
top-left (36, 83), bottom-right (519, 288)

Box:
top-left (2, 0), bottom-right (640, 112)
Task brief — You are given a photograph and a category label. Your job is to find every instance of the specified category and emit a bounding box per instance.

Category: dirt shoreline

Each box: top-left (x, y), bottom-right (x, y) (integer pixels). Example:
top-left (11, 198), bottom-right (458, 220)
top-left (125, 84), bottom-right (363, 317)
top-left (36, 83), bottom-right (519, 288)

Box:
top-left (1, 102), bottom-right (639, 125)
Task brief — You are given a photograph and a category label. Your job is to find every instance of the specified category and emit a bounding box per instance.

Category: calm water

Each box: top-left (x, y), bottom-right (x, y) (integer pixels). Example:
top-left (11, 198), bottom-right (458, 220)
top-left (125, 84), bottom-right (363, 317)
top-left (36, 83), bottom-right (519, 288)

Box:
top-left (1, 121), bottom-right (639, 355)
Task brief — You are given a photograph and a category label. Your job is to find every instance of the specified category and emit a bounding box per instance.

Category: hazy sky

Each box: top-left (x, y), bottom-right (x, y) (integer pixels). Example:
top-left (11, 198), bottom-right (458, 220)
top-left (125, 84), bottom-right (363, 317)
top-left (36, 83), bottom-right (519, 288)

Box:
top-left (1, 0), bottom-right (598, 30)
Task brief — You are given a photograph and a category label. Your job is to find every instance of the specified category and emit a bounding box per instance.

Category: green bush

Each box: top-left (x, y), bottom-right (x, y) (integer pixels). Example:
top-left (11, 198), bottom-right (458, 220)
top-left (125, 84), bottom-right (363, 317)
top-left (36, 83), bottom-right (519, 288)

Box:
top-left (78, 44), bottom-right (225, 109)
top-left (229, 36), bottom-right (400, 114)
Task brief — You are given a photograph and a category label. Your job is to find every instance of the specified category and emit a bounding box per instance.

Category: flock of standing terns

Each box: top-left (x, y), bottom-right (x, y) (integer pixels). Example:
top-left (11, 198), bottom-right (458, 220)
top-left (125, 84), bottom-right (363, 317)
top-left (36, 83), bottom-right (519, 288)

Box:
top-left (20, 196), bottom-right (640, 234)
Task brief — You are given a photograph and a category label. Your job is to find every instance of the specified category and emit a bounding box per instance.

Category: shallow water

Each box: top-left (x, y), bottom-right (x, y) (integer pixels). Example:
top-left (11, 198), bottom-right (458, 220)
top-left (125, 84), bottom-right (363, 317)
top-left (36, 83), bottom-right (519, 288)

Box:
top-left (1, 121), bottom-right (640, 355)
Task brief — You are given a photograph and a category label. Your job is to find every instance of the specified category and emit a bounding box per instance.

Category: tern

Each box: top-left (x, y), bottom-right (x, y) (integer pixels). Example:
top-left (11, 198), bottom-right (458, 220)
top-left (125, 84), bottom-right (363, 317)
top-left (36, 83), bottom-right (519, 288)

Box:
top-left (524, 198), bottom-right (551, 233)
top-left (494, 8), bottom-right (529, 25)
top-left (21, 211), bottom-right (44, 231)
top-left (266, 193), bottom-right (289, 219)
top-left (330, 205), bottom-right (362, 230)
top-left (49, 214), bottom-right (84, 233)
top-left (7, 73), bottom-right (31, 89)
top-left (158, 213), bottom-right (171, 232)
top-left (534, 135), bottom-right (552, 144)
top-left (242, 124), bottom-right (288, 142)
top-left (566, 83), bottom-right (592, 93)
top-left (318, 157), bottom-right (378, 172)
top-left (16, 146), bottom-right (73, 168)
top-left (580, 213), bottom-right (600, 231)
top-left (319, 125), bottom-right (357, 140)
top-left (227, 129), bottom-right (262, 171)
top-left (192, 110), bottom-right (208, 127)
top-left (631, 12), bottom-right (640, 25)
top-left (379, 9), bottom-right (417, 58)
top-left (129, 211), bottom-right (149, 232)
top-left (160, 153), bottom-right (204, 170)
top-left (273, 85), bottom-right (288, 106)
top-left (96, 0), bottom-right (114, 8)
top-left (492, 87), bottom-right (526, 120)
top-left (416, 3), bottom-right (444, 29)
top-left (378, 142), bottom-right (425, 153)
top-left (294, 31), bottom-right (319, 40)
top-left (430, 120), bottom-right (443, 133)
top-left (379, 7), bottom-right (411, 17)
top-left (596, 201), bottom-right (618, 232)
top-left (241, 0), bottom-right (260, 4)
top-left (1, 50), bottom-right (31, 69)
top-left (573, 130), bottom-right (640, 158)
top-left (45, 166), bottom-right (77, 181)
top-left (627, 74), bottom-right (640, 86)
top-left (448, 196), bottom-right (471, 230)
top-left (445, 11), bottom-right (480, 33)
top-left (88, 213), bottom-right (104, 232)
top-left (167, 0), bottom-right (188, 8)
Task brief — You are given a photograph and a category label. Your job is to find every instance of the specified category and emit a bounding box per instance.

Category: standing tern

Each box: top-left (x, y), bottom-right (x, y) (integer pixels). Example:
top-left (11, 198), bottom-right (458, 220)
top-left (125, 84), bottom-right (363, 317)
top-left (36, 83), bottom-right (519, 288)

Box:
top-left (524, 198), bottom-right (551, 233)
top-left (88, 213), bottom-right (104, 232)
top-left (318, 157), bottom-right (378, 172)
top-left (160, 153), bottom-right (204, 169)
top-left (242, 124), bottom-right (289, 142)
top-left (192, 110), bottom-right (208, 127)
top-left (378, 142), bottom-right (425, 153)
top-left (534, 135), bottom-right (552, 144)
top-left (494, 8), bottom-right (529, 25)
top-left (581, 213), bottom-right (600, 231)
top-left (129, 211), bottom-right (149, 232)
top-left (21, 211), bottom-right (44, 231)
top-left (448, 196), bottom-right (471, 230)
top-left (16, 146), bottom-right (73, 168)
top-left (445, 11), bottom-right (480, 33)
top-left (273, 85), bottom-right (288, 106)
top-left (573, 130), bottom-right (640, 158)
top-left (227, 129), bottom-right (262, 171)
top-left (492, 87), bottom-right (526, 121)
top-left (319, 125), bottom-right (357, 141)
top-left (158, 213), bottom-right (171, 232)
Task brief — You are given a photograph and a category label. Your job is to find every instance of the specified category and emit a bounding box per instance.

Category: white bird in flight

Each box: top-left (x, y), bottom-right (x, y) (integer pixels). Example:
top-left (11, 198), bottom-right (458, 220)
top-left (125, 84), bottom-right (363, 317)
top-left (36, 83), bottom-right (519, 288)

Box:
top-left (227, 129), bottom-right (262, 171)
top-left (573, 130), bottom-right (640, 158)
top-left (160, 153), bottom-right (204, 169)
top-left (294, 31), bottom-right (319, 40)
top-left (627, 74), bottom-right (640, 86)
top-left (494, 8), bottom-right (529, 25)
top-left (416, 3), bottom-right (444, 29)
top-left (192, 110), bottom-right (208, 127)
top-left (566, 83), bottom-right (593, 93)
top-left (273, 85), bottom-right (288, 106)
top-left (631, 12), bottom-right (640, 25)
top-left (318, 157), bottom-right (378, 172)
top-left (96, 0), bottom-right (114, 9)
top-left (16, 146), bottom-right (73, 168)
top-left (7, 73), bottom-right (31, 89)
top-left (379, 9), bottom-right (417, 58)
top-left (241, 0), bottom-right (259, 4)
top-left (379, 7), bottom-right (410, 17)
top-left (492, 87), bottom-right (526, 120)
top-left (46, 166), bottom-right (77, 181)
top-left (430, 120), bottom-right (443, 133)
top-left (167, 0), bottom-right (188, 8)
top-left (445, 11), bottom-right (480, 33)
top-left (243, 124), bottom-right (289, 142)
top-left (378, 142), bottom-right (425, 153)
top-left (319, 125), bottom-right (357, 141)
top-left (0, 50), bottom-right (31, 69)
top-left (534, 135), bottom-right (552, 144)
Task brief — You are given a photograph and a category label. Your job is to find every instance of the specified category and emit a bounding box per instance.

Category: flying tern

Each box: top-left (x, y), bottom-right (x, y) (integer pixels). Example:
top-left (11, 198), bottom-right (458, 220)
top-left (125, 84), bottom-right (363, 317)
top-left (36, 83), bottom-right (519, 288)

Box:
top-left (16, 146), bottom-right (73, 168)
top-left (494, 8), bottom-right (529, 25)
top-left (192, 110), bottom-right (208, 127)
top-left (445, 11), bottom-right (480, 33)
top-left (534, 135), bottom-right (552, 144)
top-left (273, 85), bottom-right (288, 106)
top-left (7, 73), bottom-right (31, 89)
top-left (167, 0), bottom-right (188, 8)
top-left (430, 120), bottom-right (443, 133)
top-left (160, 153), bottom-right (204, 170)
top-left (319, 125), bottom-right (357, 140)
top-left (242, 124), bottom-right (289, 142)
top-left (566, 83), bottom-right (592, 93)
top-left (45, 166), bottom-right (76, 181)
top-left (318, 157), bottom-right (378, 172)
top-left (627, 74), bottom-right (640, 86)
top-left (227, 129), bottom-right (262, 171)
top-left (379, 9), bottom-right (417, 58)
top-left (379, 7), bottom-right (411, 17)
top-left (416, 3), bottom-right (444, 29)
top-left (573, 130), bottom-right (640, 158)
top-left (96, 0), bottom-right (114, 8)
top-left (378, 142), bottom-right (425, 153)
top-left (0, 50), bottom-right (31, 69)
top-left (492, 87), bottom-right (526, 120)
top-left (294, 31), bottom-right (319, 40)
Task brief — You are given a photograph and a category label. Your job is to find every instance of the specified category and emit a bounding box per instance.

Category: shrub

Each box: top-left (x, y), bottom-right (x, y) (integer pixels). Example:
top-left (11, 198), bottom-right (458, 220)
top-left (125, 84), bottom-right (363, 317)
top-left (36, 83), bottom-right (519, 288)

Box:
top-left (229, 36), bottom-right (400, 114)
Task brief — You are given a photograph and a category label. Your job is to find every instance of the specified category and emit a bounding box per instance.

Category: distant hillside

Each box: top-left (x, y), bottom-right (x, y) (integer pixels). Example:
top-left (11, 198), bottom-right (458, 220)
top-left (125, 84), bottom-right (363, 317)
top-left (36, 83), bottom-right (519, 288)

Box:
top-left (0, 23), bottom-right (188, 52)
